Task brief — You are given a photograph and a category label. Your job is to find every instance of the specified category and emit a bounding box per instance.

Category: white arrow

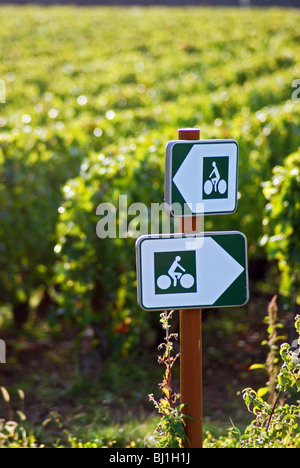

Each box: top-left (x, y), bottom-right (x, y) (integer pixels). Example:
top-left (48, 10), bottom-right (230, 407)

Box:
top-left (173, 145), bottom-right (203, 211)
top-left (195, 237), bottom-right (244, 305)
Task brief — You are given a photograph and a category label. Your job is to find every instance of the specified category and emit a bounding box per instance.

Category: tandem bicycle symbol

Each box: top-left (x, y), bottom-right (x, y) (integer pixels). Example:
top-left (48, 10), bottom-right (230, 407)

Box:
top-left (204, 161), bottom-right (227, 196)
top-left (156, 255), bottom-right (195, 291)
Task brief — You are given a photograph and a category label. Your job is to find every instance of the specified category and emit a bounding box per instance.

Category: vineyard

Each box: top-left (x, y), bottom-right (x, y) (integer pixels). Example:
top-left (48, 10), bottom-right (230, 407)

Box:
top-left (0, 5), bottom-right (299, 448)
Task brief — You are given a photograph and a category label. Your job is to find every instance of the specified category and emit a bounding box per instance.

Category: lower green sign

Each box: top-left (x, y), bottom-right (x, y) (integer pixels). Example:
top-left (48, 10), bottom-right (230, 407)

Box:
top-left (136, 231), bottom-right (249, 311)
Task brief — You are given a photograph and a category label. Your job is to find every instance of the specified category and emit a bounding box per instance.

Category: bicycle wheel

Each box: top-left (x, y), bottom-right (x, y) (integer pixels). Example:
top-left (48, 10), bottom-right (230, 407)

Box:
top-left (218, 179), bottom-right (227, 195)
top-left (157, 275), bottom-right (171, 290)
top-left (180, 273), bottom-right (195, 289)
top-left (204, 179), bottom-right (213, 195)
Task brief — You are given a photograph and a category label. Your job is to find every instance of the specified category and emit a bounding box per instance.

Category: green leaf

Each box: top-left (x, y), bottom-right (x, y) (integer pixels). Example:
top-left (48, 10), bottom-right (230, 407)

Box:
top-left (0, 387), bottom-right (10, 403)
top-left (173, 422), bottom-right (185, 439)
top-left (257, 387), bottom-right (269, 398)
top-left (249, 364), bottom-right (266, 370)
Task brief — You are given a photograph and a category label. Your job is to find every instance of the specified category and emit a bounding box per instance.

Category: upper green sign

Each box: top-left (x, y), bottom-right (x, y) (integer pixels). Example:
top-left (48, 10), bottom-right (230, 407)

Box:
top-left (165, 139), bottom-right (239, 217)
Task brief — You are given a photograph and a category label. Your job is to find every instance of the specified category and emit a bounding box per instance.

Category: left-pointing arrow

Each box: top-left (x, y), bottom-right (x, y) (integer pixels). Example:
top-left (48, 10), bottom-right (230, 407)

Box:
top-left (173, 145), bottom-right (203, 211)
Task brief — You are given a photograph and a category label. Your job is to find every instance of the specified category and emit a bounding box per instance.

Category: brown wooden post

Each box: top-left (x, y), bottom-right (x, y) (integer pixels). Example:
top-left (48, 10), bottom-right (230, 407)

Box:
top-left (178, 128), bottom-right (203, 448)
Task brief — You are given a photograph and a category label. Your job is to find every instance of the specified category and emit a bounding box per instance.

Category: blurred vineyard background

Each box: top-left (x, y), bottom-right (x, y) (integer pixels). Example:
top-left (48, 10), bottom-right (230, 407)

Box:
top-left (0, 4), bottom-right (299, 447)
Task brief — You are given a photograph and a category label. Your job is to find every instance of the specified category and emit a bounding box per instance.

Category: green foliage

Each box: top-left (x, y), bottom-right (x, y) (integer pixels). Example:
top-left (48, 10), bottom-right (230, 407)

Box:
top-left (262, 148), bottom-right (300, 300)
top-left (0, 128), bottom-right (85, 325)
top-left (249, 295), bottom-right (287, 402)
top-left (54, 137), bottom-right (165, 356)
top-left (0, 384), bottom-right (157, 448)
top-left (0, 6), bottom-right (299, 342)
top-left (204, 315), bottom-right (300, 448)
top-left (66, 416), bottom-right (156, 449)
top-left (0, 386), bottom-right (39, 448)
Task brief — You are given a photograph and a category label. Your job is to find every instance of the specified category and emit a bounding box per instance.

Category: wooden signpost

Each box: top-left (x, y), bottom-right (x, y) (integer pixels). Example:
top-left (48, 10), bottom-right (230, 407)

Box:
top-left (135, 127), bottom-right (249, 449)
top-left (178, 128), bottom-right (203, 449)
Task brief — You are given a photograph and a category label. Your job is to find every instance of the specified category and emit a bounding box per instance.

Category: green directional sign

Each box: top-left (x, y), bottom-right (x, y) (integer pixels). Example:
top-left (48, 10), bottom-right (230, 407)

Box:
top-left (136, 231), bottom-right (249, 311)
top-left (165, 139), bottom-right (238, 216)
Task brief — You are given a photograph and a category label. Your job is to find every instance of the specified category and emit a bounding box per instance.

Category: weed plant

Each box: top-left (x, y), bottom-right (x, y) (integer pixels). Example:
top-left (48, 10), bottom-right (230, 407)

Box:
top-left (204, 310), bottom-right (300, 448)
top-left (147, 311), bottom-right (189, 448)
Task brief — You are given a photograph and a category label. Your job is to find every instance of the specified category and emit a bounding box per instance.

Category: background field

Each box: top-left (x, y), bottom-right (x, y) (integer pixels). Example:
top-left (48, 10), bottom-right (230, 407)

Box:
top-left (2, 0), bottom-right (300, 7)
top-left (0, 5), bottom-right (299, 447)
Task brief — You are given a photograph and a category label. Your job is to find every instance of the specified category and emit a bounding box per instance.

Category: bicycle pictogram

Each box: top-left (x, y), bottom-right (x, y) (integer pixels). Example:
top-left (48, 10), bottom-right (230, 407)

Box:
top-left (203, 161), bottom-right (227, 196)
top-left (156, 255), bottom-right (195, 291)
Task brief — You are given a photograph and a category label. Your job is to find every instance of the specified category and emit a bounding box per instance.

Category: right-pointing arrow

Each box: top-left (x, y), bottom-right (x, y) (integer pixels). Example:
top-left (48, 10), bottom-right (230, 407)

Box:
top-left (195, 236), bottom-right (244, 305)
